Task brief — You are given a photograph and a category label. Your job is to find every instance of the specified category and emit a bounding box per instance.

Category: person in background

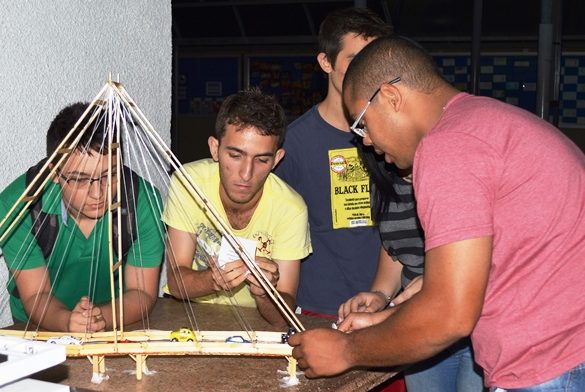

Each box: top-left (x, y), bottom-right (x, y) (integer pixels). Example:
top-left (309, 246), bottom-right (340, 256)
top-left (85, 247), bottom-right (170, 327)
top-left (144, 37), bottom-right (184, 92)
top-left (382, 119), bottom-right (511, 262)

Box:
top-left (275, 6), bottom-right (391, 319)
top-left (164, 88), bottom-right (311, 329)
top-left (274, 7), bottom-right (405, 391)
top-left (290, 35), bottom-right (585, 392)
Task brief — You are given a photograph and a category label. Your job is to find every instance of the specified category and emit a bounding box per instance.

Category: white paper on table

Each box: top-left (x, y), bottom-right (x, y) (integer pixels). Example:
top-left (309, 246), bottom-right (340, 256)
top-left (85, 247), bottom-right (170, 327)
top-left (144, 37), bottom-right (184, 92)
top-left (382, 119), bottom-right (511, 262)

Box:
top-left (217, 236), bottom-right (257, 268)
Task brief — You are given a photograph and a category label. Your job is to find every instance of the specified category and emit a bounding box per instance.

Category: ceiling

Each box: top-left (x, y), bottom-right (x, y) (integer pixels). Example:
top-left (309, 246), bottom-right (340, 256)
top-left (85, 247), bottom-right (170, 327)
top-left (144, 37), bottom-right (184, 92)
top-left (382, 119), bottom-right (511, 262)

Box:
top-left (172, 0), bottom-right (585, 51)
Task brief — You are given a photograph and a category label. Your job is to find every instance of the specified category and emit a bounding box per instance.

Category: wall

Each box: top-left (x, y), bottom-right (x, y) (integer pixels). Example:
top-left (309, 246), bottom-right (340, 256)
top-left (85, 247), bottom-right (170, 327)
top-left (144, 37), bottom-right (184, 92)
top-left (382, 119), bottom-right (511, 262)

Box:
top-left (0, 1), bottom-right (172, 190)
top-left (0, 0), bottom-right (171, 325)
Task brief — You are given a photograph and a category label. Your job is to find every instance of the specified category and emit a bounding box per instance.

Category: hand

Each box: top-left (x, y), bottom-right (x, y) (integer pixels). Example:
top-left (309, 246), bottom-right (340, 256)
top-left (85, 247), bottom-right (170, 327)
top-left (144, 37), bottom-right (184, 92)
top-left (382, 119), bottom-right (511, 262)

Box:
top-left (69, 296), bottom-right (106, 332)
top-left (392, 275), bottom-right (423, 306)
top-left (289, 328), bottom-right (353, 378)
top-left (338, 291), bottom-right (387, 323)
top-left (247, 257), bottom-right (279, 297)
top-left (209, 259), bottom-right (248, 292)
top-left (337, 311), bottom-right (391, 333)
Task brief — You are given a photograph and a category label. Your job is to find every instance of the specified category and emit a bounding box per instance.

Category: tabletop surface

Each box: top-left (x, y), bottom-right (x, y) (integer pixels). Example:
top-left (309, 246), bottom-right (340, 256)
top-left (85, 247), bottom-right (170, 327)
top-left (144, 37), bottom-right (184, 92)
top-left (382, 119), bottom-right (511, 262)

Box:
top-left (24, 298), bottom-right (396, 392)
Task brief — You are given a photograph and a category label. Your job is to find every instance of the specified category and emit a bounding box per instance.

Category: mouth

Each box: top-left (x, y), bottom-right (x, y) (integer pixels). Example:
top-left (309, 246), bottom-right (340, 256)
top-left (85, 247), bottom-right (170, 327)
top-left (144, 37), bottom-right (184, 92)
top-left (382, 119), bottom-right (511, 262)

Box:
top-left (232, 184), bottom-right (253, 196)
top-left (85, 202), bottom-right (106, 210)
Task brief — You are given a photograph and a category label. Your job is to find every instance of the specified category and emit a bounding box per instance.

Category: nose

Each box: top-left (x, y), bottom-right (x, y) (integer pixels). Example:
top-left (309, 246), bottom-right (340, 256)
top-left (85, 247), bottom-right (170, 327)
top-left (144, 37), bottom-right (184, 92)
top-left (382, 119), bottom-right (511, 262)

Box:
top-left (240, 158), bottom-right (253, 182)
top-left (363, 133), bottom-right (373, 146)
top-left (87, 177), bottom-right (107, 198)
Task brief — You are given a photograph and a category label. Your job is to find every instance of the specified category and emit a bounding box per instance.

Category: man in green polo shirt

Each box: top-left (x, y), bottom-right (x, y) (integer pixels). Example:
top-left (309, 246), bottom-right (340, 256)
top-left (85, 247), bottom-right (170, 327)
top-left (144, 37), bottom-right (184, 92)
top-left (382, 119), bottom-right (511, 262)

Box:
top-left (0, 102), bottom-right (164, 333)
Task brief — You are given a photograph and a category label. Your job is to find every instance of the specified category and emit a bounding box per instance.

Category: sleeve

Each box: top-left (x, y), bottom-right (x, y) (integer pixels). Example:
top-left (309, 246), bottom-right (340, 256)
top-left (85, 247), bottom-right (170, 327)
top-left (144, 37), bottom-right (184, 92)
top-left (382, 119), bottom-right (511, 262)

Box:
top-left (271, 198), bottom-right (312, 261)
top-left (162, 171), bottom-right (205, 233)
top-left (414, 132), bottom-right (498, 252)
top-left (127, 180), bottom-right (164, 267)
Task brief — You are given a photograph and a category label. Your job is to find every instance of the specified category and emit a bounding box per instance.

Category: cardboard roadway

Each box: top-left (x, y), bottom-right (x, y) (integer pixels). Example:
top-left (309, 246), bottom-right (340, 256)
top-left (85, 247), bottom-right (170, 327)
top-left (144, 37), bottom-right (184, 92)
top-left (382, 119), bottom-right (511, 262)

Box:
top-left (15, 297), bottom-right (398, 392)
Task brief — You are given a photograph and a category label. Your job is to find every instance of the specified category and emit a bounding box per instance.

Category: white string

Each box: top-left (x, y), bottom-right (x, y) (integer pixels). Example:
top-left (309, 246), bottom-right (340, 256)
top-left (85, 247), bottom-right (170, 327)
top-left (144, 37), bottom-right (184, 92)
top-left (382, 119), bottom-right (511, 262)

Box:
top-left (0, 80), bottom-right (304, 343)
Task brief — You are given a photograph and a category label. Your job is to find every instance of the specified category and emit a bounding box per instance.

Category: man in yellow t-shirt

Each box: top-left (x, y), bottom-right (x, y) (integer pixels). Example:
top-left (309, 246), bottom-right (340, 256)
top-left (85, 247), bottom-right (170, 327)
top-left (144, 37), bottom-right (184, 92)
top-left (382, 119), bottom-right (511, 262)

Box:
top-left (163, 89), bottom-right (311, 329)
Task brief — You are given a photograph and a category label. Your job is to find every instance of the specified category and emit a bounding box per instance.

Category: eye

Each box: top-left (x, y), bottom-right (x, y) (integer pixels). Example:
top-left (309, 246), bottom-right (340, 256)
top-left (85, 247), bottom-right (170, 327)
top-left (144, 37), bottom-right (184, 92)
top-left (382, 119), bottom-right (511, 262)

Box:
top-left (74, 178), bottom-right (92, 185)
top-left (256, 157), bottom-right (270, 164)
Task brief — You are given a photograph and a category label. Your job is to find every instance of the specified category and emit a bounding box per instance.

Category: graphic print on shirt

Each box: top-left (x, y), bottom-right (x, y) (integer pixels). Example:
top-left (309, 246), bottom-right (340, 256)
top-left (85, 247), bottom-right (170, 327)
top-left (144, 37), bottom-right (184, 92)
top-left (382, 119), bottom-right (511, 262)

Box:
top-left (328, 147), bottom-right (373, 229)
top-left (194, 223), bottom-right (222, 269)
top-left (253, 231), bottom-right (273, 258)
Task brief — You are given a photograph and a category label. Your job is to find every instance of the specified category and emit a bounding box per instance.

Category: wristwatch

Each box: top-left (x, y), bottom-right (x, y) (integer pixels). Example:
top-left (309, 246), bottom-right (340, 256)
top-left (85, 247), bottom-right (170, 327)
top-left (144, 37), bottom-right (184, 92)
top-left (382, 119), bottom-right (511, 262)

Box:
top-left (372, 290), bottom-right (393, 308)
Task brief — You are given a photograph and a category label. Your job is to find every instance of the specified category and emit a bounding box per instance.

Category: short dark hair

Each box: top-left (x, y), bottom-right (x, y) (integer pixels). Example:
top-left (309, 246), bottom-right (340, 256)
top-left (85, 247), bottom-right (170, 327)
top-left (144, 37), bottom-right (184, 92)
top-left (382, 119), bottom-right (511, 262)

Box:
top-left (215, 88), bottom-right (286, 148)
top-left (46, 102), bottom-right (109, 156)
top-left (318, 7), bottom-right (393, 68)
top-left (344, 35), bottom-right (446, 102)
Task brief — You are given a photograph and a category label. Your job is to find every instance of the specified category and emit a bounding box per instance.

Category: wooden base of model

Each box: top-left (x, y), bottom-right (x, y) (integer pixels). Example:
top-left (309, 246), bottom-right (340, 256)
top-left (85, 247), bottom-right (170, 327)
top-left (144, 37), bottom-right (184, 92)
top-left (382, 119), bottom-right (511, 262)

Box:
top-left (0, 329), bottom-right (297, 381)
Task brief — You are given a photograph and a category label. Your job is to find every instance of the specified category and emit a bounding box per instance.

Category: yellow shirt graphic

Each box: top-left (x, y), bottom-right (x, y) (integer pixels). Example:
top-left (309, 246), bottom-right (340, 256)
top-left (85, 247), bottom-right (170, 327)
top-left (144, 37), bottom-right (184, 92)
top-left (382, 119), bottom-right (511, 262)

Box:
top-left (328, 147), bottom-right (374, 229)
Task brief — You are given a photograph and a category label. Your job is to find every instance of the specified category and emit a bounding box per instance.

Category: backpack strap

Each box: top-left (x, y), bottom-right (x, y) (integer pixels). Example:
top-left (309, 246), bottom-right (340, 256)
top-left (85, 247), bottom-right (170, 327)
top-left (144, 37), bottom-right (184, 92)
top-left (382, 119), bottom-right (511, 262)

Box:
top-left (114, 166), bottom-right (139, 258)
top-left (25, 161), bottom-right (139, 260)
top-left (25, 159), bottom-right (58, 260)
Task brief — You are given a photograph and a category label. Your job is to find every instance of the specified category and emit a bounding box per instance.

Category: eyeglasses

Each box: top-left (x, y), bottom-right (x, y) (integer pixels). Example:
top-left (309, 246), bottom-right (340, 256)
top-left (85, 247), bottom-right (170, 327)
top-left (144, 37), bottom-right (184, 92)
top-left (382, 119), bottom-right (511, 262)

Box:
top-left (56, 171), bottom-right (117, 189)
top-left (349, 76), bottom-right (401, 138)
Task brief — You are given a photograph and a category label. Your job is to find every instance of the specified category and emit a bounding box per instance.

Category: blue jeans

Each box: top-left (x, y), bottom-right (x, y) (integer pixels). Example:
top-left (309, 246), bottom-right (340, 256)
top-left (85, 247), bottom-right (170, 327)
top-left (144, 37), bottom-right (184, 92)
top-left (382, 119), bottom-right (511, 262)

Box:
top-left (405, 338), bottom-right (486, 392)
top-left (492, 361), bottom-right (585, 392)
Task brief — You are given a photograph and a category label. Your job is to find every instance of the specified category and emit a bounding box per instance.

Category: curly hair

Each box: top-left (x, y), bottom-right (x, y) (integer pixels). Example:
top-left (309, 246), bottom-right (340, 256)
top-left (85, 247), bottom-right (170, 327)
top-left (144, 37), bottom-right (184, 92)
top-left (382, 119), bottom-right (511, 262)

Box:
top-left (215, 88), bottom-right (286, 148)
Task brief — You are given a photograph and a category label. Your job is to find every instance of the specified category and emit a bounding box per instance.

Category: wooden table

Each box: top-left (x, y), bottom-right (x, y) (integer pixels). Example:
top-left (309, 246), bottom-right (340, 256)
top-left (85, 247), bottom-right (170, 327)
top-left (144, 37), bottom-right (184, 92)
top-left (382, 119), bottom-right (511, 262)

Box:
top-left (29, 298), bottom-right (397, 391)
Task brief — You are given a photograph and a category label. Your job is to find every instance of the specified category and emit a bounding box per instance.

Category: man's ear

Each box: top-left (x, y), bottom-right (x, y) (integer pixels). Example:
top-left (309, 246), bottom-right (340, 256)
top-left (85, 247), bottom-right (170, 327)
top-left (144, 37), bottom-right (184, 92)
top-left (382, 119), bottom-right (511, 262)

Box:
top-left (208, 136), bottom-right (219, 161)
top-left (317, 53), bottom-right (333, 74)
top-left (272, 148), bottom-right (285, 169)
top-left (379, 82), bottom-right (403, 112)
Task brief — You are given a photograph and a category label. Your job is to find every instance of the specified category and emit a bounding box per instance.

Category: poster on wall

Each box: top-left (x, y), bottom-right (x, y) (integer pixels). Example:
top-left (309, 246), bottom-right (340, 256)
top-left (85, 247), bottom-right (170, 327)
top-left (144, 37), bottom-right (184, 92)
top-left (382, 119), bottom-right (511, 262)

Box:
top-left (178, 57), bottom-right (240, 115)
top-left (248, 56), bottom-right (327, 117)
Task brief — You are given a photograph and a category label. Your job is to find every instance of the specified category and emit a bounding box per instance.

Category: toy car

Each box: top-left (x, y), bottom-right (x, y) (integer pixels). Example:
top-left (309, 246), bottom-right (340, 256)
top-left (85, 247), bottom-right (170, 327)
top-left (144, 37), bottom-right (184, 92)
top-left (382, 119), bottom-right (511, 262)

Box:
top-left (281, 327), bottom-right (296, 344)
top-left (225, 335), bottom-right (251, 343)
top-left (46, 335), bottom-right (82, 345)
top-left (170, 327), bottom-right (196, 342)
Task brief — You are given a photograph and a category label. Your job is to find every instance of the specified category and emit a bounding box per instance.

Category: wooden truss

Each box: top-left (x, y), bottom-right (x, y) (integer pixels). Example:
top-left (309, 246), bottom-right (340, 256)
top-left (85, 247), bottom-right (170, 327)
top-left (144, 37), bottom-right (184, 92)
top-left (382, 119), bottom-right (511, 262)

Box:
top-left (0, 77), bottom-right (305, 382)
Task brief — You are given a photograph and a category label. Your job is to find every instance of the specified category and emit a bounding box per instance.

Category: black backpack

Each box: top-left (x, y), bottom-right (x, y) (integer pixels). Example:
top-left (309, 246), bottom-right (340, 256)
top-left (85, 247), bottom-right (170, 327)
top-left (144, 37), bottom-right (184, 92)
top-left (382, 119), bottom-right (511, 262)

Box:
top-left (25, 159), bottom-right (139, 260)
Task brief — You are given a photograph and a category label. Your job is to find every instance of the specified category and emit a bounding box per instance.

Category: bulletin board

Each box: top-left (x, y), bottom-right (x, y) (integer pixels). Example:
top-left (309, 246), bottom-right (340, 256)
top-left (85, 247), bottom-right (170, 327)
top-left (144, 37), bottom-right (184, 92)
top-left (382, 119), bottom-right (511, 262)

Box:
top-left (248, 55), bottom-right (327, 116)
top-left (177, 56), bottom-right (241, 115)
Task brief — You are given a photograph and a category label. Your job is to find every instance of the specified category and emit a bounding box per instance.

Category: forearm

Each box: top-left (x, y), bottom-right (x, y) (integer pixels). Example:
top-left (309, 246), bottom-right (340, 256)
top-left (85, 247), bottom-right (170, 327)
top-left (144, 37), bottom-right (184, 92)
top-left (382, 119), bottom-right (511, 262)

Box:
top-left (370, 249), bottom-right (403, 299)
top-left (346, 292), bottom-right (467, 368)
top-left (99, 288), bottom-right (157, 328)
top-left (23, 293), bottom-right (71, 332)
top-left (253, 291), bottom-right (295, 330)
top-left (371, 279), bottom-right (402, 302)
top-left (167, 266), bottom-right (216, 299)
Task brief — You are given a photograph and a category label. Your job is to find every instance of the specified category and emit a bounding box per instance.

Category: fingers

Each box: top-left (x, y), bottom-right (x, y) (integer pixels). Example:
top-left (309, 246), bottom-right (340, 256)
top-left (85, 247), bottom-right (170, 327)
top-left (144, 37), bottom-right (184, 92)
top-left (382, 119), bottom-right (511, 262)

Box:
top-left (288, 332), bottom-right (301, 346)
top-left (338, 292), bottom-right (385, 323)
top-left (246, 258), bottom-right (280, 290)
top-left (393, 275), bottom-right (423, 305)
top-left (289, 329), bottom-right (353, 378)
top-left (68, 304), bottom-right (106, 333)
top-left (211, 260), bottom-right (248, 291)
top-left (72, 296), bottom-right (91, 312)
top-left (254, 258), bottom-right (279, 285)
top-left (338, 297), bottom-right (361, 322)
top-left (337, 312), bottom-right (376, 333)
